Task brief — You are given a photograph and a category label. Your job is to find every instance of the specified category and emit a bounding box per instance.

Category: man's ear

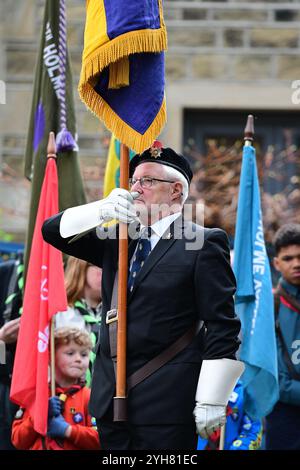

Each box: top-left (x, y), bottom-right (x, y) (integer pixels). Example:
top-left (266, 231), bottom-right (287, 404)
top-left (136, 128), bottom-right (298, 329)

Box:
top-left (171, 182), bottom-right (183, 200)
top-left (273, 256), bottom-right (280, 272)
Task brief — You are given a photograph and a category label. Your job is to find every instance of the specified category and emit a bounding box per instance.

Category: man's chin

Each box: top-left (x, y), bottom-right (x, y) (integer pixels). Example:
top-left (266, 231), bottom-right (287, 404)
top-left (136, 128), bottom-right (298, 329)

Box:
top-left (290, 274), bottom-right (300, 285)
top-left (134, 204), bottom-right (149, 224)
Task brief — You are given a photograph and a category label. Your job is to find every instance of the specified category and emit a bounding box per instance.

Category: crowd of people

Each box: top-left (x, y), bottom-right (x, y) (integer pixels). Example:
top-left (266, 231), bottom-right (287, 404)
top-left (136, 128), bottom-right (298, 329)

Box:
top-left (0, 144), bottom-right (299, 451)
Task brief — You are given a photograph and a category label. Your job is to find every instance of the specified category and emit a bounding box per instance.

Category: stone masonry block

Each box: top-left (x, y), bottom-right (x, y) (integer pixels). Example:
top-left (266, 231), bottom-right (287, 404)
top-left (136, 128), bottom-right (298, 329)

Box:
top-left (235, 55), bottom-right (272, 80)
top-left (223, 29), bottom-right (244, 47)
top-left (183, 9), bottom-right (207, 21)
top-left (277, 55), bottom-right (300, 80)
top-left (166, 55), bottom-right (188, 80)
top-left (250, 29), bottom-right (299, 48)
top-left (4, 0), bottom-right (36, 39)
top-left (7, 50), bottom-right (37, 76)
top-left (168, 29), bottom-right (216, 48)
top-left (192, 55), bottom-right (228, 79)
top-left (214, 9), bottom-right (268, 22)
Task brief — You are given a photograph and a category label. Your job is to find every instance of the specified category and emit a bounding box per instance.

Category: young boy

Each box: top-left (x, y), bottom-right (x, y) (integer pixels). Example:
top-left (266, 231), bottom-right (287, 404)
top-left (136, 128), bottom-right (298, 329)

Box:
top-left (11, 327), bottom-right (100, 450)
top-left (266, 223), bottom-right (300, 450)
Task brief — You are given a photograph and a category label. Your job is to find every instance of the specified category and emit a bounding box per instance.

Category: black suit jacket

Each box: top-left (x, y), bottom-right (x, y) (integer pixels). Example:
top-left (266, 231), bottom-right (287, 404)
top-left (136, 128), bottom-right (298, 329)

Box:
top-left (42, 214), bottom-right (240, 425)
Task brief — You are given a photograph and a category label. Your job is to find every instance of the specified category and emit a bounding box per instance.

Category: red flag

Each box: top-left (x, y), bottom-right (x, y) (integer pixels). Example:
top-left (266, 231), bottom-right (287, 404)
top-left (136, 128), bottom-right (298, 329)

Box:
top-left (10, 157), bottom-right (67, 435)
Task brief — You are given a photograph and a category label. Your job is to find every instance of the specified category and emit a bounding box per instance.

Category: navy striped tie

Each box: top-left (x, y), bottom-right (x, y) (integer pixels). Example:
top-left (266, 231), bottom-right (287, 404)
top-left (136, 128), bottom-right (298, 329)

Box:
top-left (128, 227), bottom-right (152, 292)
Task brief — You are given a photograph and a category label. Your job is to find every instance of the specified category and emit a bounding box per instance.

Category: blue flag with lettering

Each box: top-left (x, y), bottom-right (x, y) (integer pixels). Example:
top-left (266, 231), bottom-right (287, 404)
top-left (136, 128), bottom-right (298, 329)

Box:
top-left (233, 145), bottom-right (279, 420)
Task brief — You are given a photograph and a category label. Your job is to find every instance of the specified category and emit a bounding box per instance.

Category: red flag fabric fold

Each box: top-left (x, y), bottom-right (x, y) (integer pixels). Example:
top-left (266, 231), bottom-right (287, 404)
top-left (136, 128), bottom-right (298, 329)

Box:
top-left (10, 158), bottom-right (67, 436)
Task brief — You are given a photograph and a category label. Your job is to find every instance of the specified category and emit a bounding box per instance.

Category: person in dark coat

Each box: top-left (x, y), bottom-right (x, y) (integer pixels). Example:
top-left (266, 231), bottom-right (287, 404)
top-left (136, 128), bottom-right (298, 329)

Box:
top-left (0, 258), bottom-right (23, 449)
top-left (42, 146), bottom-right (244, 450)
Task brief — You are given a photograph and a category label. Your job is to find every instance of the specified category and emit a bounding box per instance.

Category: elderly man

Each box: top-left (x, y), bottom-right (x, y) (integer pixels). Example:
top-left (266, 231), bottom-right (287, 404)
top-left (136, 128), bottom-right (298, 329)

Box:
top-left (42, 146), bottom-right (243, 450)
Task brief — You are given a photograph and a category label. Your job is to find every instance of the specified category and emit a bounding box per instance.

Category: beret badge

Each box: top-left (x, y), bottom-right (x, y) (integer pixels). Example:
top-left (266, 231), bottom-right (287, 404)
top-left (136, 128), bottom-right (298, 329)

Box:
top-left (149, 140), bottom-right (163, 158)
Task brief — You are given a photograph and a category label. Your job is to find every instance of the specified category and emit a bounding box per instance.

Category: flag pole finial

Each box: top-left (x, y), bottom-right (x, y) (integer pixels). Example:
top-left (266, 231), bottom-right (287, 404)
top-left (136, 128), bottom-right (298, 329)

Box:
top-left (47, 132), bottom-right (57, 159)
top-left (244, 115), bottom-right (254, 146)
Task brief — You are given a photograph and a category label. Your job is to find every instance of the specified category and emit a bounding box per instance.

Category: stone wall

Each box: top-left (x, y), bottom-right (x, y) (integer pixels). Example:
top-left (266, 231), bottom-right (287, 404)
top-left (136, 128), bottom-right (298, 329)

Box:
top-left (1, 0), bottom-right (300, 240)
top-left (164, 1), bottom-right (300, 83)
top-left (164, 0), bottom-right (300, 151)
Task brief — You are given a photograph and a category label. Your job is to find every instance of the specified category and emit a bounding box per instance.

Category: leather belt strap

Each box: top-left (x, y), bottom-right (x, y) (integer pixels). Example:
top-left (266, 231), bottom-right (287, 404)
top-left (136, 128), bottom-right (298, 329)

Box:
top-left (127, 319), bottom-right (203, 392)
top-left (106, 272), bottom-right (119, 376)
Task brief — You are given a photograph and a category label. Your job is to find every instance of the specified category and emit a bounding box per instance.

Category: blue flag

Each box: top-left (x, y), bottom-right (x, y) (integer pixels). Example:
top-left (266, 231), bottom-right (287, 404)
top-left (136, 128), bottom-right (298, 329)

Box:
top-left (233, 144), bottom-right (279, 420)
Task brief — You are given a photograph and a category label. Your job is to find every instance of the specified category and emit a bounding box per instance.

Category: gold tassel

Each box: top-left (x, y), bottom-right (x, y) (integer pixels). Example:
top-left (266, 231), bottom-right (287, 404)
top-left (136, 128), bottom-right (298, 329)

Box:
top-left (108, 57), bottom-right (130, 89)
top-left (79, 28), bottom-right (167, 87)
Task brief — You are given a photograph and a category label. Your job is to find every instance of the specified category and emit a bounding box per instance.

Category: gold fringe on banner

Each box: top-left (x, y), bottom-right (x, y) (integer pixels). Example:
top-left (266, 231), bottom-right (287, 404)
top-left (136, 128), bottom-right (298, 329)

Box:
top-left (80, 82), bottom-right (166, 154)
top-left (79, 28), bottom-right (167, 86)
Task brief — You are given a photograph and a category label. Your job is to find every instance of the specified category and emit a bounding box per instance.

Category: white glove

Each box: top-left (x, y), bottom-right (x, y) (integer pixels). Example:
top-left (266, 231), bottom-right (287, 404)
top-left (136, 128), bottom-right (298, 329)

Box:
top-left (60, 189), bottom-right (138, 238)
top-left (98, 188), bottom-right (138, 224)
top-left (194, 358), bottom-right (244, 438)
top-left (194, 404), bottom-right (226, 439)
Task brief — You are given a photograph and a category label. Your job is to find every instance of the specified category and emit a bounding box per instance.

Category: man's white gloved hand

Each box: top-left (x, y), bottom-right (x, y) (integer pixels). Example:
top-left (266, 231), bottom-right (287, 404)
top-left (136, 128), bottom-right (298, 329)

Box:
top-left (194, 359), bottom-right (244, 438)
top-left (99, 188), bottom-right (137, 224)
top-left (60, 189), bottom-right (138, 238)
top-left (194, 404), bottom-right (226, 439)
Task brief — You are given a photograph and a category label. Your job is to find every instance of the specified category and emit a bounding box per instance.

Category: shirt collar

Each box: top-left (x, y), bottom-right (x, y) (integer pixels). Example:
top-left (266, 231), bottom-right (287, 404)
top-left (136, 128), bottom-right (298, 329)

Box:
top-left (77, 299), bottom-right (102, 316)
top-left (140, 212), bottom-right (181, 238)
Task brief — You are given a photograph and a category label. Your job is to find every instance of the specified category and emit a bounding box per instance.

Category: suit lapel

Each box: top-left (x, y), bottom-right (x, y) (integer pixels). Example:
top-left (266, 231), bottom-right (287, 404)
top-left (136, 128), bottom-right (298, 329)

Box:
top-left (127, 216), bottom-right (184, 301)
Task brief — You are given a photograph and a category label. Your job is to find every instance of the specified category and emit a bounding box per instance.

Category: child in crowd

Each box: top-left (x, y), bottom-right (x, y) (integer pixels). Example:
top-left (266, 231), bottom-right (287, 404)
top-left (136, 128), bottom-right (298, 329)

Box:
top-left (55, 257), bottom-right (102, 387)
top-left (11, 327), bottom-right (100, 450)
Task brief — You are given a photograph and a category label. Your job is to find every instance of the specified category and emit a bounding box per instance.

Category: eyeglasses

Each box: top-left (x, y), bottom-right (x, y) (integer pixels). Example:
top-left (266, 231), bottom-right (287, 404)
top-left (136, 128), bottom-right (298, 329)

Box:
top-left (129, 176), bottom-right (175, 188)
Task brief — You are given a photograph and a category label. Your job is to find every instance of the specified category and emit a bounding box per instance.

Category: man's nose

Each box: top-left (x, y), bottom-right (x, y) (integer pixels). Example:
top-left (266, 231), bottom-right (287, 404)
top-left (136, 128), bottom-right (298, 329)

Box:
top-left (131, 179), bottom-right (143, 191)
top-left (293, 258), bottom-right (300, 268)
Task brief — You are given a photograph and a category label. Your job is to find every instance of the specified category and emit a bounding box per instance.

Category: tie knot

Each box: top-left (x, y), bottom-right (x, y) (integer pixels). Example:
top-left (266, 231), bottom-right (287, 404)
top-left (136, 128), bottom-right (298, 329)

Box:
top-left (140, 226), bottom-right (152, 239)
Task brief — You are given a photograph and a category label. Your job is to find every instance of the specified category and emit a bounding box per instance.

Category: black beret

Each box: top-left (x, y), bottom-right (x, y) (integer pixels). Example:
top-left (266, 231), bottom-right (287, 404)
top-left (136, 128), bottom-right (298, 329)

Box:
top-left (129, 146), bottom-right (193, 184)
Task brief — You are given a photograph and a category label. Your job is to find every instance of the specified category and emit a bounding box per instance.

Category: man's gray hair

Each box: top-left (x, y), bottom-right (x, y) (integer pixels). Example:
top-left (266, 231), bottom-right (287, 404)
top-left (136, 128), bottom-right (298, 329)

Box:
top-left (163, 165), bottom-right (189, 203)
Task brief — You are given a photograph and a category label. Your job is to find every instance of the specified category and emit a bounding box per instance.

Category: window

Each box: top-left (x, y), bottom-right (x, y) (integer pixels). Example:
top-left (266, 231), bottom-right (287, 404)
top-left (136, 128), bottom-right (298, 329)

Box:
top-left (183, 109), bottom-right (300, 243)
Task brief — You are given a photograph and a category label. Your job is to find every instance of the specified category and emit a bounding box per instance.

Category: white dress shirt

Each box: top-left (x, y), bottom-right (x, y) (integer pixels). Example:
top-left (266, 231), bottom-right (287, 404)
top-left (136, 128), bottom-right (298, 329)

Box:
top-left (141, 212), bottom-right (181, 250)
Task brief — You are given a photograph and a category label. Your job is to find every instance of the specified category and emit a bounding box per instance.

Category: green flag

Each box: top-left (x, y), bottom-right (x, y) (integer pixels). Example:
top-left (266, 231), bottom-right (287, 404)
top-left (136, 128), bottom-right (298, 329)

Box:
top-left (24, 0), bottom-right (86, 273)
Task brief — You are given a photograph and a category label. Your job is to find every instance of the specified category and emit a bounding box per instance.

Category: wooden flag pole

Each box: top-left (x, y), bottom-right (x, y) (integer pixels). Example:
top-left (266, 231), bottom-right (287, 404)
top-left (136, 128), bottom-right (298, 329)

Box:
top-left (114, 143), bottom-right (130, 421)
top-left (47, 132), bottom-right (57, 398)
